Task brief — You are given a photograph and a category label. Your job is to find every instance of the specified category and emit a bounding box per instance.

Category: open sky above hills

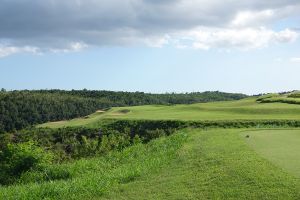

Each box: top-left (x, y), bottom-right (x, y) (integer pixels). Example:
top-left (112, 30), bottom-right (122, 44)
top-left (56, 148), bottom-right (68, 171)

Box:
top-left (0, 0), bottom-right (300, 94)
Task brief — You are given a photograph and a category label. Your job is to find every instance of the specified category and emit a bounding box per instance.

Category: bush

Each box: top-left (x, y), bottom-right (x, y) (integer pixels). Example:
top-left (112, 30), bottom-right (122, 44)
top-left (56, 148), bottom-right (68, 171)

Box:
top-left (0, 141), bottom-right (53, 185)
top-left (260, 97), bottom-right (300, 105)
top-left (288, 92), bottom-right (300, 98)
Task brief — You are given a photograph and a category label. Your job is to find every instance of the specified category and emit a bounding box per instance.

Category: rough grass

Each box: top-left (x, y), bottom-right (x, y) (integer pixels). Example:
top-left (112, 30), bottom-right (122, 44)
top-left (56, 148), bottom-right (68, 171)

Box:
top-left (242, 129), bottom-right (300, 178)
top-left (39, 97), bottom-right (300, 128)
top-left (2, 129), bottom-right (300, 199)
top-left (0, 132), bottom-right (187, 200)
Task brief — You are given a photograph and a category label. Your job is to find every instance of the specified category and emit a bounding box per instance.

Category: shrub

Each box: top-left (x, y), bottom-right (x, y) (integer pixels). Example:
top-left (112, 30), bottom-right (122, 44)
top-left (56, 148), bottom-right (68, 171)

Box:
top-left (260, 97), bottom-right (300, 105)
top-left (0, 141), bottom-right (53, 185)
top-left (288, 92), bottom-right (300, 98)
top-left (132, 134), bottom-right (142, 144)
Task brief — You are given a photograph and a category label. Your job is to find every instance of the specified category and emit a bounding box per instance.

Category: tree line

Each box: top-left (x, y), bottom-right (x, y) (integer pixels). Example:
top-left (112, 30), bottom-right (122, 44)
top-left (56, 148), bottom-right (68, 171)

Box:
top-left (0, 89), bottom-right (247, 132)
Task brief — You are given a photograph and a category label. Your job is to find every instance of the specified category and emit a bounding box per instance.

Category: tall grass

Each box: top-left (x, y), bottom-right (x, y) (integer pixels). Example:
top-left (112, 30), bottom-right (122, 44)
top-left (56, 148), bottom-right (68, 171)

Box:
top-left (0, 132), bottom-right (187, 200)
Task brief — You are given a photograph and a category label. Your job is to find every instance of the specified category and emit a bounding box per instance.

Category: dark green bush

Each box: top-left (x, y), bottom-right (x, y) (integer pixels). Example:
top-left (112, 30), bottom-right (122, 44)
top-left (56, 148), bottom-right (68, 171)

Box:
top-left (0, 141), bottom-right (53, 185)
top-left (288, 92), bottom-right (300, 98)
top-left (260, 97), bottom-right (300, 105)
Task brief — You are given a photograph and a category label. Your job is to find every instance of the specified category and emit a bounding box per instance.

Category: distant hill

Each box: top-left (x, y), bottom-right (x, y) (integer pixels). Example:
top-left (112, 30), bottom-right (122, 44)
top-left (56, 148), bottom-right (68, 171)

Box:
top-left (0, 89), bottom-right (247, 132)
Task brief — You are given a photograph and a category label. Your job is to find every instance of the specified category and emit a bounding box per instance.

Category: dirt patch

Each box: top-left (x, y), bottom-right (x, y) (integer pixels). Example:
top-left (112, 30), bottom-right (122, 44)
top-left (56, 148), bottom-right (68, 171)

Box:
top-left (110, 109), bottom-right (131, 116)
top-left (119, 109), bottom-right (130, 114)
top-left (49, 120), bottom-right (68, 125)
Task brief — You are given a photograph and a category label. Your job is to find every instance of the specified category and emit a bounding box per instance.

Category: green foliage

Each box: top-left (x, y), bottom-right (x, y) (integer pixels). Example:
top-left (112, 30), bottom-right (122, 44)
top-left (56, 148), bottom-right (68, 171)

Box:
top-left (260, 97), bottom-right (300, 105)
top-left (4, 118), bottom-right (300, 163)
top-left (288, 92), bottom-right (300, 98)
top-left (132, 134), bottom-right (142, 144)
top-left (0, 141), bottom-right (53, 185)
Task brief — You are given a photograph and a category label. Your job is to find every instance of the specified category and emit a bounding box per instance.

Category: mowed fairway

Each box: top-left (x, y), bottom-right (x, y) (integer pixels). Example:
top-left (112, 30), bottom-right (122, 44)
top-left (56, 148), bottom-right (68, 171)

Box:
top-left (39, 97), bottom-right (300, 128)
top-left (242, 129), bottom-right (300, 178)
top-left (103, 129), bottom-right (300, 199)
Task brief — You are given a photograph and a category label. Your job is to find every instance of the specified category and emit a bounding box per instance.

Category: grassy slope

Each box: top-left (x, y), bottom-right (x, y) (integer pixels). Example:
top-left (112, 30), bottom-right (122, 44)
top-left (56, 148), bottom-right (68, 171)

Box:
top-left (0, 133), bottom-right (187, 200)
top-left (3, 129), bottom-right (299, 199)
top-left (103, 129), bottom-right (300, 199)
top-left (242, 129), bottom-right (300, 178)
top-left (39, 97), bottom-right (300, 128)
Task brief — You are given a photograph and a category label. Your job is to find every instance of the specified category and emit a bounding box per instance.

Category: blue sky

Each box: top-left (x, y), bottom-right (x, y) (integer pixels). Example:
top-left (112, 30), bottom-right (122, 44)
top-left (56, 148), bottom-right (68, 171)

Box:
top-left (0, 0), bottom-right (299, 95)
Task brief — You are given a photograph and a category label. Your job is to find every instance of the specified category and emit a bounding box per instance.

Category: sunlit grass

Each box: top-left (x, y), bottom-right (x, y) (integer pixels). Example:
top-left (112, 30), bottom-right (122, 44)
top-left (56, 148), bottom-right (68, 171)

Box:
top-left (39, 97), bottom-right (300, 128)
top-left (242, 129), bottom-right (300, 178)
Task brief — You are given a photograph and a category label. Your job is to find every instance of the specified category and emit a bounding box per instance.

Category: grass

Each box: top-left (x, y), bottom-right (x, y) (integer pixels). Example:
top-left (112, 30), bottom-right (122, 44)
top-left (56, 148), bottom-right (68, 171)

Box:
top-left (242, 129), bottom-right (300, 178)
top-left (0, 132), bottom-right (187, 200)
top-left (2, 129), bottom-right (300, 199)
top-left (102, 129), bottom-right (300, 199)
top-left (39, 97), bottom-right (300, 128)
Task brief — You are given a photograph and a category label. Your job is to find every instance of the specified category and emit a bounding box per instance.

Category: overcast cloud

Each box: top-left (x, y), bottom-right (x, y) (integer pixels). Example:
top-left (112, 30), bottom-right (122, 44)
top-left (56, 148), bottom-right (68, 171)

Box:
top-left (0, 0), bottom-right (300, 57)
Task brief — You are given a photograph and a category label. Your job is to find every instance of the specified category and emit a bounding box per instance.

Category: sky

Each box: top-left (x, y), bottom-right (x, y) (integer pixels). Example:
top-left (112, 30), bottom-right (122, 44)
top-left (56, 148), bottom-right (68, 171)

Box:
top-left (0, 0), bottom-right (300, 95)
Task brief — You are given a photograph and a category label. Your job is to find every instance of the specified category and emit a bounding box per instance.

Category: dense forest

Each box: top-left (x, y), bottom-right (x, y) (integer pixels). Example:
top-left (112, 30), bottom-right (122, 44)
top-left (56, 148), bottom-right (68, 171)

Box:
top-left (0, 89), bottom-right (247, 132)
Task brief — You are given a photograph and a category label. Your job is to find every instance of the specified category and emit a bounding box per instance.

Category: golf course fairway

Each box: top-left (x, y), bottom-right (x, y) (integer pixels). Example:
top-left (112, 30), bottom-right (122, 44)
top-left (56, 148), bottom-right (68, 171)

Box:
top-left (243, 129), bottom-right (300, 178)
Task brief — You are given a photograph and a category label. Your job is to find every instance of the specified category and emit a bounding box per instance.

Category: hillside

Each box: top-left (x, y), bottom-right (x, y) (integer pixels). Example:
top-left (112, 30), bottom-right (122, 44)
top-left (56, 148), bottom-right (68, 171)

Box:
top-left (0, 90), bottom-right (247, 132)
top-left (39, 97), bottom-right (300, 128)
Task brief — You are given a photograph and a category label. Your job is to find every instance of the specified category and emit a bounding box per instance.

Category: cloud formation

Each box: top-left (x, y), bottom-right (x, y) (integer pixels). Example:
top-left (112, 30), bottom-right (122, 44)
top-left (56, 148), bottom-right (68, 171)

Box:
top-left (290, 57), bottom-right (300, 63)
top-left (0, 0), bottom-right (299, 56)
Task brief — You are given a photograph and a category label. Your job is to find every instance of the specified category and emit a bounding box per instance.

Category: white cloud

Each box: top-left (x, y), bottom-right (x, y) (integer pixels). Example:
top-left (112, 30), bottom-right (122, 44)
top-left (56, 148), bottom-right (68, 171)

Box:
top-left (231, 9), bottom-right (275, 27)
top-left (143, 35), bottom-right (170, 48)
top-left (0, 42), bottom-right (87, 57)
top-left (173, 27), bottom-right (298, 50)
top-left (274, 57), bottom-right (283, 62)
top-left (50, 42), bottom-right (88, 53)
top-left (290, 57), bottom-right (300, 62)
top-left (0, 46), bottom-right (38, 58)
